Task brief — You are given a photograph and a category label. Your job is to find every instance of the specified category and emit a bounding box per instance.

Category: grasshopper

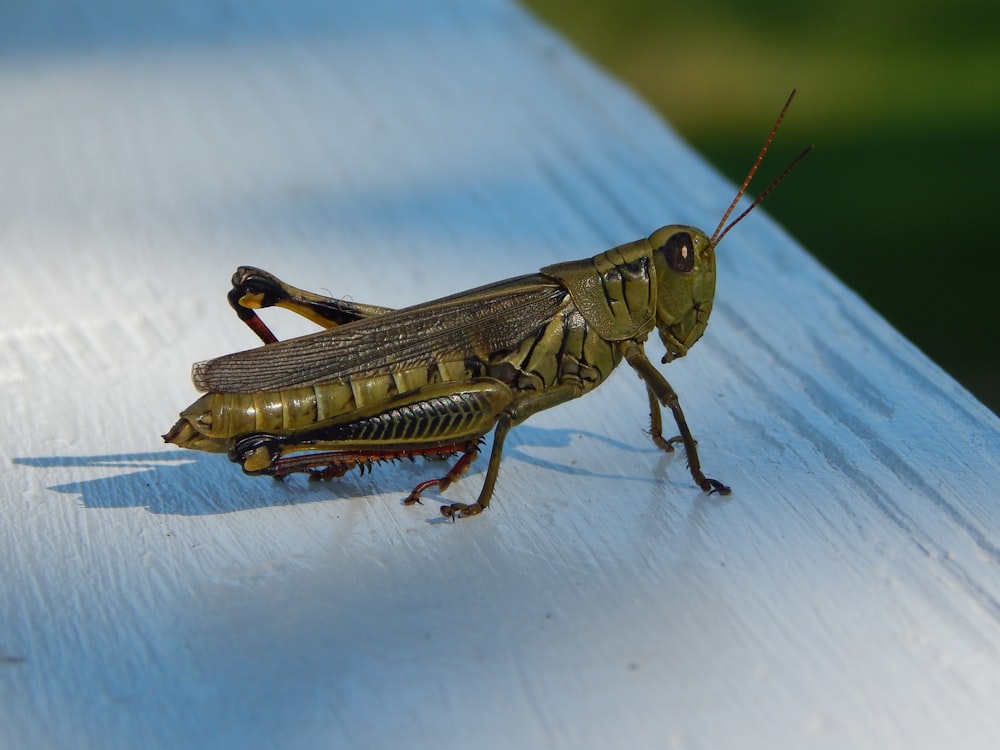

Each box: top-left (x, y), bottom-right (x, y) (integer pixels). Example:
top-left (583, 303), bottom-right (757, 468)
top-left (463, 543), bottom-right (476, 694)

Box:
top-left (165, 93), bottom-right (808, 518)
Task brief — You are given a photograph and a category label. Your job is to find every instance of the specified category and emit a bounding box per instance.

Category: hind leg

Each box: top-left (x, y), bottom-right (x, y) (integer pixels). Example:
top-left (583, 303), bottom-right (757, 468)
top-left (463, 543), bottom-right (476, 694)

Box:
top-left (227, 266), bottom-right (394, 344)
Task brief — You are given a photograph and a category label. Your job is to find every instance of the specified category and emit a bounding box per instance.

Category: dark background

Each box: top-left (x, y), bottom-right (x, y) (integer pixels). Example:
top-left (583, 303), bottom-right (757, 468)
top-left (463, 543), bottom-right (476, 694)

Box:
top-left (523, 0), bottom-right (999, 414)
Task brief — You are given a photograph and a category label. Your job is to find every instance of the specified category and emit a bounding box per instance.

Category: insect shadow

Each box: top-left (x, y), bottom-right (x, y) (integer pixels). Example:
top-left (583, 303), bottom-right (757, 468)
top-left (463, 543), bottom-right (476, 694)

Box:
top-left (13, 426), bottom-right (670, 516)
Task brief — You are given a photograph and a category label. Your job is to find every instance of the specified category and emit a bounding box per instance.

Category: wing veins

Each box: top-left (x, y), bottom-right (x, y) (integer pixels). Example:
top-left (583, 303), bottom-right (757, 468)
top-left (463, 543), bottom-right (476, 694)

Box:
top-left (192, 274), bottom-right (569, 393)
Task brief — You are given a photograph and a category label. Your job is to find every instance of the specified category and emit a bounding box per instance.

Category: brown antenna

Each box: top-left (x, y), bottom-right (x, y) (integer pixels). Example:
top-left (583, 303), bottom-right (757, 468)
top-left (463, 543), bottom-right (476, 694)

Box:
top-left (709, 90), bottom-right (812, 248)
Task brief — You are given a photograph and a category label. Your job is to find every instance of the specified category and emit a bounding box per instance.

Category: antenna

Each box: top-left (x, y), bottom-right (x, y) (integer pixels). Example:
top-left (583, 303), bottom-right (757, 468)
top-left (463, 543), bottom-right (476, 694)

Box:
top-left (709, 90), bottom-right (812, 248)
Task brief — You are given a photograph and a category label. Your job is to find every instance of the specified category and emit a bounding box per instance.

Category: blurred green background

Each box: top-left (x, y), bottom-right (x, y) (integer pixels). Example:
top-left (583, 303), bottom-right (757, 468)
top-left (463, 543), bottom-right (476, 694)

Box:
top-left (522, 0), bottom-right (999, 415)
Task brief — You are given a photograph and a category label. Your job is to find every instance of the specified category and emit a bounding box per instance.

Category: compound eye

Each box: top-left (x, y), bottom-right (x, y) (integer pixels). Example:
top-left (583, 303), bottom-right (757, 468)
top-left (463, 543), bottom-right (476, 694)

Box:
top-left (659, 231), bottom-right (695, 273)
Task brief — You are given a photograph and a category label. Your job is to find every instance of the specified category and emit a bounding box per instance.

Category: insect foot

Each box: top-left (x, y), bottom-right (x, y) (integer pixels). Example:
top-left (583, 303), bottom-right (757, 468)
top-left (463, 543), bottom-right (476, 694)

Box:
top-left (440, 502), bottom-right (486, 520)
top-left (402, 444), bottom-right (481, 508)
top-left (701, 477), bottom-right (731, 496)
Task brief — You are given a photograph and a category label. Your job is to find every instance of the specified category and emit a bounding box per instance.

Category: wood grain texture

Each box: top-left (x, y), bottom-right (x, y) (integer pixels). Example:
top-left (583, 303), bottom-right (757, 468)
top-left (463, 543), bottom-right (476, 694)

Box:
top-left (1, 2), bottom-right (998, 748)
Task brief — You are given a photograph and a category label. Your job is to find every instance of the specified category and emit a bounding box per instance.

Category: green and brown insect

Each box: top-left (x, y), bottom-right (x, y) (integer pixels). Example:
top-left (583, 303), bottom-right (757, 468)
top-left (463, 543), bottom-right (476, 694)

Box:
top-left (164, 93), bottom-right (808, 518)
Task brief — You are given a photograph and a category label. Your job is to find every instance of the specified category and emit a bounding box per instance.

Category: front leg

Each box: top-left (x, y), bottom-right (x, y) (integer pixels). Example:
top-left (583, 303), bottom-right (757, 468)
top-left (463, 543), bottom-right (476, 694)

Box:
top-left (228, 266), bottom-right (395, 344)
top-left (622, 342), bottom-right (731, 495)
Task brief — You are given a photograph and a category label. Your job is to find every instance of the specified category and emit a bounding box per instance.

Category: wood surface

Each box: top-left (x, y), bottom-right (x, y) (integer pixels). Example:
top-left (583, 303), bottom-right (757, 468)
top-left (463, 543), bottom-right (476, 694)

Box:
top-left (2, 2), bottom-right (999, 748)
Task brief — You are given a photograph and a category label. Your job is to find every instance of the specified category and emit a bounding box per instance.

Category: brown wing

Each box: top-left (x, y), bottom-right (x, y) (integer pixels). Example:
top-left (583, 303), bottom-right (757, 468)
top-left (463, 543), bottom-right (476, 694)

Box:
top-left (192, 274), bottom-right (570, 393)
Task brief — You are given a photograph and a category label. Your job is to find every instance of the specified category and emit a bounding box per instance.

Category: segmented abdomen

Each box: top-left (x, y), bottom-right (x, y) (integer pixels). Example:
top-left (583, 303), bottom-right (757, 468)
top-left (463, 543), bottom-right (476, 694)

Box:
top-left (181, 300), bottom-right (622, 442)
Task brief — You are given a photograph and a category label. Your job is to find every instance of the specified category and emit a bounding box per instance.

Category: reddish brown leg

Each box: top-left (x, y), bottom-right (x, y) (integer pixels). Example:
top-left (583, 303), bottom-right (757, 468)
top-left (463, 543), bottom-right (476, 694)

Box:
top-left (269, 451), bottom-right (361, 478)
top-left (260, 445), bottom-right (465, 480)
top-left (403, 443), bottom-right (480, 506)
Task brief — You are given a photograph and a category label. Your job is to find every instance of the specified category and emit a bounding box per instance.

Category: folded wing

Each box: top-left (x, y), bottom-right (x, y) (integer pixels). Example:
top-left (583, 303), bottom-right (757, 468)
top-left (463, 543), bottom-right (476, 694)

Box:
top-left (192, 274), bottom-right (570, 393)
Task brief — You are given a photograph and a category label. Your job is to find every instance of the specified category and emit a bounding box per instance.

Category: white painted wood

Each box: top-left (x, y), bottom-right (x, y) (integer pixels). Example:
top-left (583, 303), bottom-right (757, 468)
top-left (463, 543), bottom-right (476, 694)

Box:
top-left (2, 2), bottom-right (998, 748)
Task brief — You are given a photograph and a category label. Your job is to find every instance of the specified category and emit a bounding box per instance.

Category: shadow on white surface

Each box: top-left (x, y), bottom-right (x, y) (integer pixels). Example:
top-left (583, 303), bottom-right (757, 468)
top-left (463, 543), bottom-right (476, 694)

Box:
top-left (13, 424), bottom-right (679, 515)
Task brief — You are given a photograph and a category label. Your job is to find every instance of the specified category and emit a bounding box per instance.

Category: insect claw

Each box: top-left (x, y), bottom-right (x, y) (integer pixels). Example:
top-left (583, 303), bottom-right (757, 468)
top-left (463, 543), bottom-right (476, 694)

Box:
top-left (440, 502), bottom-right (485, 520)
top-left (655, 435), bottom-right (682, 453)
top-left (701, 477), bottom-right (731, 496)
